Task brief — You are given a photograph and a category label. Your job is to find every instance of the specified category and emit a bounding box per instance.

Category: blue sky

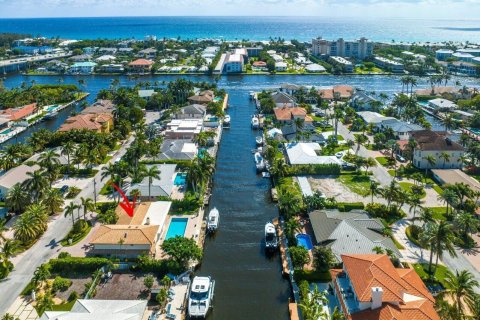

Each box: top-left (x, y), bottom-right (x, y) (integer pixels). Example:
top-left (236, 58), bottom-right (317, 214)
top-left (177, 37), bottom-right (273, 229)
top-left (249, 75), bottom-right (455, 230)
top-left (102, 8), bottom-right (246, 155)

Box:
top-left (0, 0), bottom-right (479, 19)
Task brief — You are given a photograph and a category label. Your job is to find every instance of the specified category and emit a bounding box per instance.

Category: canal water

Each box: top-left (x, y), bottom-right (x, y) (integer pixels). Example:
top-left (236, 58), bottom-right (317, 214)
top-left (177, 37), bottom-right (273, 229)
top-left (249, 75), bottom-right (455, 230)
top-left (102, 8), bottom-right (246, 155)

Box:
top-left (2, 73), bottom-right (479, 317)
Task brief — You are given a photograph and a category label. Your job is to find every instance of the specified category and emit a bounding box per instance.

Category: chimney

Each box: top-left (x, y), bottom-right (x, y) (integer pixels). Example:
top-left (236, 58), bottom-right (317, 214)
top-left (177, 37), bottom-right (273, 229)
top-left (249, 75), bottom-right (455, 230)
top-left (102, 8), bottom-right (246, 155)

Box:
top-left (145, 217), bottom-right (150, 225)
top-left (371, 287), bottom-right (383, 310)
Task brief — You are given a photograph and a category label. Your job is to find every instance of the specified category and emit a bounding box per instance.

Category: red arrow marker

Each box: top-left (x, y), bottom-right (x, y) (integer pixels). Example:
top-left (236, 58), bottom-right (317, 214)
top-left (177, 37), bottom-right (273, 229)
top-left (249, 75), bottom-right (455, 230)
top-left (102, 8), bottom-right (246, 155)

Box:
top-left (111, 182), bottom-right (136, 217)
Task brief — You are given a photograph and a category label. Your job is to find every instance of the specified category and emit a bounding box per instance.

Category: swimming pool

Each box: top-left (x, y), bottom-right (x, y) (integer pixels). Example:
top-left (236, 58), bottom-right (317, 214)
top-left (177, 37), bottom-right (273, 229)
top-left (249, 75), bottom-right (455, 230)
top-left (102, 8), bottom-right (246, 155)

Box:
top-left (165, 218), bottom-right (188, 239)
top-left (469, 127), bottom-right (480, 135)
top-left (174, 173), bottom-right (187, 186)
top-left (0, 128), bottom-right (14, 135)
top-left (296, 234), bottom-right (313, 250)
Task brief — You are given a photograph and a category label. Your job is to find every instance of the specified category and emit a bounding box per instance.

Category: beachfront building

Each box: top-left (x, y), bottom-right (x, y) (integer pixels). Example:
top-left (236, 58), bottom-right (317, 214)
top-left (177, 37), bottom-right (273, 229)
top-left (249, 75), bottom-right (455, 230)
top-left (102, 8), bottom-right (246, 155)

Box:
top-left (435, 49), bottom-right (454, 61)
top-left (452, 52), bottom-right (475, 63)
top-left (410, 130), bottom-right (464, 169)
top-left (308, 210), bottom-right (400, 261)
top-left (311, 37), bottom-right (373, 60)
top-left (40, 299), bottom-right (148, 320)
top-left (329, 254), bottom-right (440, 320)
top-left (443, 61), bottom-right (480, 76)
top-left (128, 59), bottom-right (154, 73)
top-left (373, 56), bottom-right (404, 73)
top-left (165, 119), bottom-right (203, 140)
top-left (328, 56), bottom-right (354, 73)
top-left (68, 62), bottom-right (97, 74)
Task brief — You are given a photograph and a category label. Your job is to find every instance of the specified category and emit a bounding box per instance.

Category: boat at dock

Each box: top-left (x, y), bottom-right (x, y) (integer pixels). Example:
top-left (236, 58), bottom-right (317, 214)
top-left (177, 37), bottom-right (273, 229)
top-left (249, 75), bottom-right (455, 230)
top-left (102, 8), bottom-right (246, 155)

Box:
top-left (188, 276), bottom-right (215, 318)
top-left (251, 116), bottom-right (259, 129)
top-left (256, 136), bottom-right (263, 146)
top-left (254, 152), bottom-right (265, 172)
top-left (223, 115), bottom-right (231, 128)
top-left (207, 207), bottom-right (220, 233)
top-left (43, 111), bottom-right (58, 120)
top-left (265, 222), bottom-right (279, 251)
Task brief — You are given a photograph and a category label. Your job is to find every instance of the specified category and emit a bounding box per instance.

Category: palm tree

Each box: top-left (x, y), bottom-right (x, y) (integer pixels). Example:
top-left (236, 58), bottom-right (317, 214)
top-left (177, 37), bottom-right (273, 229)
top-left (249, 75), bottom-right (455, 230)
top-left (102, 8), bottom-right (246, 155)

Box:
top-left (408, 194), bottom-right (422, 220)
top-left (61, 141), bottom-right (76, 175)
top-left (1, 239), bottom-right (20, 268)
top-left (369, 181), bottom-right (379, 204)
top-left (454, 211), bottom-right (479, 240)
top-left (418, 207), bottom-right (435, 225)
top-left (442, 114), bottom-right (455, 132)
top-left (145, 166), bottom-right (161, 199)
top-left (5, 183), bottom-right (30, 213)
top-left (41, 188), bottom-right (65, 215)
top-left (278, 189), bottom-right (302, 218)
top-left (442, 270), bottom-right (479, 319)
top-left (439, 151), bottom-right (451, 169)
top-left (372, 246), bottom-right (385, 254)
top-left (354, 134), bottom-right (368, 155)
top-left (298, 286), bottom-right (328, 320)
top-left (64, 202), bottom-right (80, 227)
top-left (13, 204), bottom-right (48, 243)
top-left (284, 218), bottom-right (302, 243)
top-left (33, 263), bottom-right (51, 286)
top-left (0, 219), bottom-right (8, 242)
top-left (38, 150), bottom-right (60, 186)
top-left (438, 188), bottom-right (458, 216)
top-left (422, 221), bottom-right (456, 279)
top-left (22, 170), bottom-right (48, 201)
top-left (80, 197), bottom-right (95, 220)
top-left (422, 155), bottom-right (436, 177)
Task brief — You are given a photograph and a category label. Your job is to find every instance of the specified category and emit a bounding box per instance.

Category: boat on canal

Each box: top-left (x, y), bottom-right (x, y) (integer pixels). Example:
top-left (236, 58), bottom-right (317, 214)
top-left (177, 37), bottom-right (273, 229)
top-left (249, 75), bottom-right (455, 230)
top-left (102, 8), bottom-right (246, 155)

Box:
top-left (223, 114), bottom-right (231, 128)
top-left (43, 111), bottom-right (58, 120)
top-left (254, 152), bottom-right (265, 172)
top-left (188, 276), bottom-right (215, 318)
top-left (256, 135), bottom-right (263, 146)
top-left (207, 207), bottom-right (220, 233)
top-left (265, 222), bottom-right (278, 251)
top-left (251, 115), bottom-right (259, 129)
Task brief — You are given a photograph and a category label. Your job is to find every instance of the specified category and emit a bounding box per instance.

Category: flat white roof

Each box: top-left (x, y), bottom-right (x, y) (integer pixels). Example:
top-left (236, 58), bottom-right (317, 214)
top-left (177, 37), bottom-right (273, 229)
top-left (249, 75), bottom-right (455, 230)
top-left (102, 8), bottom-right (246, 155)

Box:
top-left (228, 54), bottom-right (242, 62)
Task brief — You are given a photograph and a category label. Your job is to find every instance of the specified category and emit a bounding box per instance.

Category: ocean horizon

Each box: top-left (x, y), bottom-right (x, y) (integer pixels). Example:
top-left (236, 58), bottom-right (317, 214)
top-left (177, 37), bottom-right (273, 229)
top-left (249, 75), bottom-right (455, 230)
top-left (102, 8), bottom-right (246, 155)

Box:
top-left (1, 16), bottom-right (480, 43)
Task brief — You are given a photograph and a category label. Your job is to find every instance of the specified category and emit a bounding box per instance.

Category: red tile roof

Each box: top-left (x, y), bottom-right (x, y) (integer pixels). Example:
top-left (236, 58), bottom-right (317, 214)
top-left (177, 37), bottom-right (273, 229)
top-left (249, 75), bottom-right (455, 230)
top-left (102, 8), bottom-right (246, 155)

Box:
top-left (334, 254), bottom-right (440, 320)
top-left (59, 113), bottom-right (112, 132)
top-left (318, 85), bottom-right (354, 100)
top-left (273, 107), bottom-right (308, 121)
top-left (128, 59), bottom-right (154, 66)
top-left (253, 61), bottom-right (267, 67)
top-left (0, 103), bottom-right (37, 121)
top-left (411, 130), bottom-right (464, 151)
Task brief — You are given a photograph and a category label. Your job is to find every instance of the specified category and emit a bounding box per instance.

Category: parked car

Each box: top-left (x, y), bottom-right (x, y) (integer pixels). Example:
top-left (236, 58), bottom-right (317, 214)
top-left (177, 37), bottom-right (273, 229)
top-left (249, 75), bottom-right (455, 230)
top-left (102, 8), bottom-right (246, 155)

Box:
top-left (315, 111), bottom-right (325, 117)
top-left (342, 162), bottom-right (356, 170)
top-left (396, 154), bottom-right (406, 162)
top-left (335, 151), bottom-right (344, 159)
top-left (59, 185), bottom-right (69, 196)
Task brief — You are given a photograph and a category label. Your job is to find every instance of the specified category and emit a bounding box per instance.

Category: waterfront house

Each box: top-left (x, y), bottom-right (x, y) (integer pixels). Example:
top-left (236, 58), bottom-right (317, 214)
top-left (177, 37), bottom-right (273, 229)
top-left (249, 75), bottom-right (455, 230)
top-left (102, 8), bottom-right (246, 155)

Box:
top-left (68, 62), bottom-right (97, 74)
top-left (128, 164), bottom-right (177, 199)
top-left (252, 61), bottom-right (267, 71)
top-left (271, 91), bottom-right (296, 108)
top-left (81, 99), bottom-right (116, 115)
top-left (427, 98), bottom-right (457, 111)
top-left (188, 90), bottom-right (215, 105)
top-left (308, 210), bottom-right (401, 261)
top-left (305, 63), bottom-right (326, 73)
top-left (279, 83), bottom-right (306, 96)
top-left (95, 54), bottom-right (116, 62)
top-left (356, 111), bottom-right (396, 129)
top-left (138, 89), bottom-right (156, 100)
top-left (285, 142), bottom-right (342, 166)
top-left (431, 169), bottom-right (480, 196)
top-left (158, 139), bottom-right (198, 160)
top-left (379, 119), bottom-right (424, 140)
top-left (435, 49), bottom-right (454, 61)
top-left (410, 130), bottom-right (464, 169)
top-left (373, 56), bottom-right (404, 73)
top-left (59, 113), bottom-right (113, 133)
top-left (128, 59), bottom-right (154, 73)
top-left (275, 61), bottom-right (288, 72)
top-left (318, 85), bottom-right (354, 101)
top-left (273, 107), bottom-right (313, 124)
top-left (443, 60), bottom-right (479, 76)
top-left (330, 254), bottom-right (440, 320)
top-left (89, 201), bottom-right (171, 258)
top-left (350, 91), bottom-right (380, 111)
top-left (0, 103), bottom-right (38, 122)
top-left (0, 164), bottom-right (41, 200)
top-left (40, 299), bottom-right (148, 320)
top-left (165, 119), bottom-right (203, 140)
top-left (98, 64), bottom-right (124, 73)
top-left (138, 48), bottom-right (157, 59)
top-left (328, 56), bottom-right (354, 73)
top-left (175, 104), bottom-right (207, 119)
top-left (223, 53), bottom-right (244, 73)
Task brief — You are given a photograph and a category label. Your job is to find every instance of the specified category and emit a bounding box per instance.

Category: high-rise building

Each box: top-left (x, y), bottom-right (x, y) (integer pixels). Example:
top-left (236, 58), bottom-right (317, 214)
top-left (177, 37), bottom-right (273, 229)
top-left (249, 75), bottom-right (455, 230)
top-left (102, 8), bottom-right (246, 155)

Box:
top-left (312, 37), bottom-right (373, 60)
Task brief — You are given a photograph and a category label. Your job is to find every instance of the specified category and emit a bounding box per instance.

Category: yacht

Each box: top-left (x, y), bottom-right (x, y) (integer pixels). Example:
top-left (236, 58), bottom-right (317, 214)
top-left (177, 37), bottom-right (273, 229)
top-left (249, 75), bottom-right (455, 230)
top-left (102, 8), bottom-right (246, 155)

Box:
top-left (255, 136), bottom-right (263, 146)
top-left (207, 207), bottom-right (220, 233)
top-left (188, 276), bottom-right (215, 318)
top-left (43, 111), bottom-right (58, 120)
top-left (265, 222), bottom-right (279, 251)
top-left (251, 116), bottom-right (259, 129)
top-left (223, 115), bottom-right (231, 128)
top-left (254, 152), bottom-right (265, 172)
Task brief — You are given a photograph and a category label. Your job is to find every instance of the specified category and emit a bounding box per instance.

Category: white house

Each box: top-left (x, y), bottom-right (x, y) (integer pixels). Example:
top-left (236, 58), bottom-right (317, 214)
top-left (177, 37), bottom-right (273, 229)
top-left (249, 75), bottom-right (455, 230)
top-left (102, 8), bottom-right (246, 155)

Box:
top-left (428, 98), bottom-right (457, 111)
top-left (275, 61), bottom-right (288, 72)
top-left (411, 130), bottom-right (464, 169)
top-left (223, 53), bottom-right (244, 73)
top-left (285, 142), bottom-right (342, 165)
top-left (0, 164), bottom-right (40, 200)
top-left (374, 56), bottom-right (404, 73)
top-left (165, 119), bottom-right (203, 140)
top-left (175, 104), bottom-right (207, 119)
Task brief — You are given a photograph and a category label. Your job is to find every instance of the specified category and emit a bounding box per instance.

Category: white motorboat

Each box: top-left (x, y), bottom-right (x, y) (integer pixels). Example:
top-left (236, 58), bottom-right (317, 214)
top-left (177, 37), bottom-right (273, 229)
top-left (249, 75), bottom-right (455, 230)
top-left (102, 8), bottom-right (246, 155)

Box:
top-left (251, 116), bottom-right (259, 129)
top-left (207, 207), bottom-right (220, 233)
top-left (223, 115), bottom-right (231, 128)
top-left (188, 276), bottom-right (215, 318)
top-left (254, 152), bottom-right (265, 172)
top-left (43, 111), bottom-right (58, 120)
top-left (256, 136), bottom-right (263, 146)
top-left (265, 222), bottom-right (278, 250)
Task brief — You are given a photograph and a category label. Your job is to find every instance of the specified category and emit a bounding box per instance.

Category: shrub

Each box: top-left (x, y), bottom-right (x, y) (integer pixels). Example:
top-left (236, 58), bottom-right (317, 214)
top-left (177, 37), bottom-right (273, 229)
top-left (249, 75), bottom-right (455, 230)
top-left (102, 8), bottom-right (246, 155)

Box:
top-left (405, 225), bottom-right (424, 248)
top-left (134, 256), bottom-right (183, 276)
top-left (52, 276), bottom-right (72, 292)
top-left (365, 203), bottom-right (406, 224)
top-left (49, 257), bottom-right (113, 274)
top-left (68, 291), bottom-right (79, 302)
top-left (72, 219), bottom-right (89, 234)
top-left (289, 246), bottom-right (310, 270)
top-left (58, 252), bottom-right (71, 259)
top-left (337, 202), bottom-right (365, 212)
top-left (287, 164), bottom-right (341, 176)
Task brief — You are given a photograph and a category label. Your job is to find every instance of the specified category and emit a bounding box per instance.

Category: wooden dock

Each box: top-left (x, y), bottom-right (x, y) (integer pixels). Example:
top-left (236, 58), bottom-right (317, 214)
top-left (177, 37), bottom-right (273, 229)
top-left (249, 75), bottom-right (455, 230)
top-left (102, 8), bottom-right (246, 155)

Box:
top-left (273, 218), bottom-right (290, 276)
top-left (288, 303), bottom-right (300, 320)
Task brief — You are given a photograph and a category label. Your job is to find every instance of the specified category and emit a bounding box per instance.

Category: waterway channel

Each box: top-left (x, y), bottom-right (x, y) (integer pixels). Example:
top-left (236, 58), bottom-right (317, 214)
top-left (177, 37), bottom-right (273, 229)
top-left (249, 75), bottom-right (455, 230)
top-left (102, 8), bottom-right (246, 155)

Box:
top-left (2, 73), bottom-right (479, 317)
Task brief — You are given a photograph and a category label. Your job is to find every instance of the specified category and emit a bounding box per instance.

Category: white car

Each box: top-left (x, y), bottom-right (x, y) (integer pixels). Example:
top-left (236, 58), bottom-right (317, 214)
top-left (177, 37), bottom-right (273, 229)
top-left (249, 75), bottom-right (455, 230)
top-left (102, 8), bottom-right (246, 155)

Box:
top-left (335, 152), bottom-right (344, 159)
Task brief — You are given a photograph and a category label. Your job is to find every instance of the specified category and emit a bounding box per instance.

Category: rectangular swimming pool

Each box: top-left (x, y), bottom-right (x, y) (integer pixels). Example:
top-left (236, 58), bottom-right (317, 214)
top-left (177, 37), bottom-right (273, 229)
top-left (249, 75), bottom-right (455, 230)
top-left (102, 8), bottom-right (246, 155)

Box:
top-left (165, 218), bottom-right (188, 239)
top-left (174, 173), bottom-right (187, 186)
top-left (0, 128), bottom-right (14, 135)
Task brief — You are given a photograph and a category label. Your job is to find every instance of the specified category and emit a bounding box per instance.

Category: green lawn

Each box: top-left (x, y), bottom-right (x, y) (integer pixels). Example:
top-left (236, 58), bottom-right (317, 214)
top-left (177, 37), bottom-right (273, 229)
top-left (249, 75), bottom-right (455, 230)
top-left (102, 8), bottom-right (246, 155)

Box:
top-left (392, 235), bottom-right (405, 250)
top-left (321, 144), bottom-right (350, 156)
top-left (413, 263), bottom-right (450, 287)
top-left (337, 174), bottom-right (372, 197)
top-left (375, 156), bottom-right (391, 167)
top-left (405, 225), bottom-right (425, 248)
top-left (293, 270), bottom-right (332, 282)
top-left (427, 207), bottom-right (448, 221)
top-left (50, 300), bottom-right (76, 312)
top-left (60, 223), bottom-right (92, 247)
top-left (399, 182), bottom-right (426, 199)
top-left (354, 66), bottom-right (384, 74)
top-left (102, 155), bottom-right (113, 164)
top-left (99, 180), bottom-right (113, 195)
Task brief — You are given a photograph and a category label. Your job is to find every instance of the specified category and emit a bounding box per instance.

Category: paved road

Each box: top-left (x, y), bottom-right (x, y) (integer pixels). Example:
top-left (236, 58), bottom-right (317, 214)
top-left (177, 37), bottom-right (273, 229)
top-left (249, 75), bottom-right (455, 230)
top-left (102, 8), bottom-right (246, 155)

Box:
top-left (0, 137), bottom-right (133, 315)
top-left (335, 117), bottom-right (480, 291)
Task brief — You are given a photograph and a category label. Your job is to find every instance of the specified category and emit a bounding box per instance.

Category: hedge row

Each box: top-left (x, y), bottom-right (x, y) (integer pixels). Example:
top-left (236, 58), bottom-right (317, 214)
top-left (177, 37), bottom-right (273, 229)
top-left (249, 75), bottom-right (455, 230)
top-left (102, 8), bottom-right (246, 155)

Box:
top-left (141, 159), bottom-right (192, 170)
top-left (49, 257), bottom-right (113, 273)
top-left (325, 202), bottom-right (365, 212)
top-left (287, 164), bottom-right (341, 176)
top-left (132, 256), bottom-right (183, 276)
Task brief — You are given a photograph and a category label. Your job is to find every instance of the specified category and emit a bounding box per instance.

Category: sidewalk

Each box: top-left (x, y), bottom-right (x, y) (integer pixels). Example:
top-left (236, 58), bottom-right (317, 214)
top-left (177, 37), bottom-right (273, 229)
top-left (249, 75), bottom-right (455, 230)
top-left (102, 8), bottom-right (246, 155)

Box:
top-left (6, 297), bottom-right (38, 320)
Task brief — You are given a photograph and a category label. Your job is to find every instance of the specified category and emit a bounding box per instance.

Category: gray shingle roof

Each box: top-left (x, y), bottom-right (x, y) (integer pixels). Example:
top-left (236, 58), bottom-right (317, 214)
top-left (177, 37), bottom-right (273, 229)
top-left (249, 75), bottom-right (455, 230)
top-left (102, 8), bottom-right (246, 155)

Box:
top-left (158, 139), bottom-right (197, 160)
top-left (128, 164), bottom-right (176, 197)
